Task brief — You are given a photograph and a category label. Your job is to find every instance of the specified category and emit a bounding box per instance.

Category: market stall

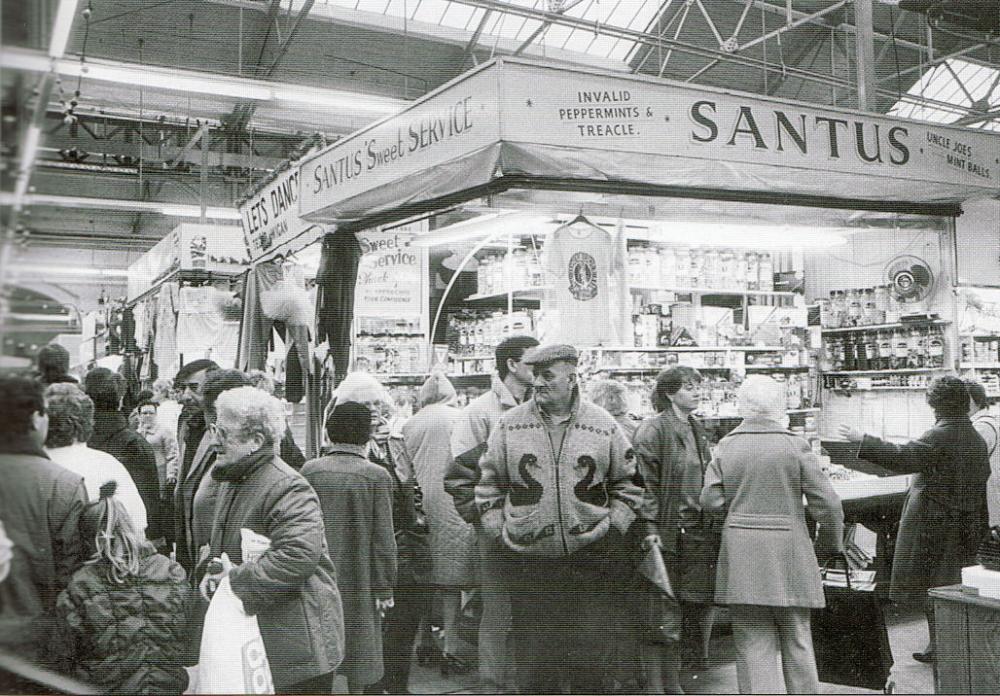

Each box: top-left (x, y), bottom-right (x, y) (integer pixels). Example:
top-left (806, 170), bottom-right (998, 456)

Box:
top-left (251, 57), bottom-right (998, 570)
top-left (125, 222), bottom-right (249, 382)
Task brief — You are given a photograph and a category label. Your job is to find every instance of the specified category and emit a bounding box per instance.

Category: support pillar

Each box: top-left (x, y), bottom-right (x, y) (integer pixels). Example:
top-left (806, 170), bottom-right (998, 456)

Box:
top-left (854, 0), bottom-right (877, 111)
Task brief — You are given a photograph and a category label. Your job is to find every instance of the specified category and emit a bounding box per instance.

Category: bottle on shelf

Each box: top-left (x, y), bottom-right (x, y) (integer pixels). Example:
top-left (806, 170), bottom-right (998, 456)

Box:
top-left (927, 325), bottom-right (945, 368)
top-left (893, 328), bottom-right (910, 370)
top-left (659, 247), bottom-right (676, 288)
top-left (758, 253), bottom-right (774, 291)
top-left (846, 289), bottom-right (863, 327)
top-left (877, 330), bottom-right (894, 370)
top-left (745, 252), bottom-right (759, 291)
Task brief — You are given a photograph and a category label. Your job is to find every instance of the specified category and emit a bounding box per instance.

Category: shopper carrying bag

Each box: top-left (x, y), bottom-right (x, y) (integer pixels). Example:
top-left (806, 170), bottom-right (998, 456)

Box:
top-left (194, 570), bottom-right (274, 695)
top-left (811, 554), bottom-right (893, 691)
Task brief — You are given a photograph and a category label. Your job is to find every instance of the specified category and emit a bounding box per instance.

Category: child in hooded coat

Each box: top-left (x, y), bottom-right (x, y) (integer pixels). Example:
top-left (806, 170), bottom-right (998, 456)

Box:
top-left (56, 481), bottom-right (192, 694)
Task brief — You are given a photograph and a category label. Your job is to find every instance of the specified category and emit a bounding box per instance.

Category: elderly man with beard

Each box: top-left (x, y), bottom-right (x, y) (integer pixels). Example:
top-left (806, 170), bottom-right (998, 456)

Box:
top-left (475, 344), bottom-right (643, 693)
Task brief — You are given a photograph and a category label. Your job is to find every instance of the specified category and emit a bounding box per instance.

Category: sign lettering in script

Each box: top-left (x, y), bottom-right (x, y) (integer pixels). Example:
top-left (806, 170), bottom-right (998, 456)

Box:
top-left (300, 70), bottom-right (500, 218)
top-left (354, 222), bottom-right (428, 318)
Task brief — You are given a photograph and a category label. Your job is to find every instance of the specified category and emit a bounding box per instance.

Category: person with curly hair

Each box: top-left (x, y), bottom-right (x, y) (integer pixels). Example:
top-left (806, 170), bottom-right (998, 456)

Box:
top-left (45, 384), bottom-right (148, 535)
top-left (838, 375), bottom-right (990, 665)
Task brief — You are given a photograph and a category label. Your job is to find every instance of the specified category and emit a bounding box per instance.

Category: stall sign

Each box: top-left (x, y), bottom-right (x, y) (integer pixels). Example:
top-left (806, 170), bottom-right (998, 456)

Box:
top-left (300, 68), bottom-right (500, 218)
top-left (354, 221), bottom-right (428, 318)
top-left (126, 224), bottom-right (249, 301)
top-left (240, 166), bottom-right (327, 262)
top-left (500, 61), bottom-right (998, 191)
top-left (178, 223), bottom-right (250, 273)
top-left (127, 228), bottom-right (181, 300)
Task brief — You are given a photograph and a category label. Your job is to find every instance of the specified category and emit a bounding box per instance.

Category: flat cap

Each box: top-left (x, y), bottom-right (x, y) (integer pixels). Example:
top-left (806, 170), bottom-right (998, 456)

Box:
top-left (522, 343), bottom-right (578, 366)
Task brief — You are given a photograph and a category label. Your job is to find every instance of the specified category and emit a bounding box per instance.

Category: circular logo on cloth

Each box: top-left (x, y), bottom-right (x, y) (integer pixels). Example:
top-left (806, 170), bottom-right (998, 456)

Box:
top-left (567, 251), bottom-right (598, 301)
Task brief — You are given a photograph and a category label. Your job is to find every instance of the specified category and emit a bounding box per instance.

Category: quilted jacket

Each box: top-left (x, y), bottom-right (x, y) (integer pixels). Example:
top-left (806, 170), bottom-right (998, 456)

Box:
top-left (56, 545), bottom-right (191, 694)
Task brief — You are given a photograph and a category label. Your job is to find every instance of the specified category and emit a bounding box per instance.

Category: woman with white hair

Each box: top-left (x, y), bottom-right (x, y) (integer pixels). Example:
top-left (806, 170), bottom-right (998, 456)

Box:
top-left (700, 375), bottom-right (844, 694)
top-left (151, 378), bottom-right (182, 438)
top-left (197, 386), bottom-right (345, 694)
top-left (589, 378), bottom-right (639, 440)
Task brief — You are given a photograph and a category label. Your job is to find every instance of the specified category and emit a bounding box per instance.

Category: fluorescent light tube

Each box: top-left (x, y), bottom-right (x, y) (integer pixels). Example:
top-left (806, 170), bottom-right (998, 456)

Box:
top-left (156, 203), bottom-right (243, 220)
top-left (0, 192), bottom-right (242, 220)
top-left (49, 0), bottom-right (80, 59)
top-left (273, 86), bottom-right (402, 114)
top-left (17, 265), bottom-right (129, 277)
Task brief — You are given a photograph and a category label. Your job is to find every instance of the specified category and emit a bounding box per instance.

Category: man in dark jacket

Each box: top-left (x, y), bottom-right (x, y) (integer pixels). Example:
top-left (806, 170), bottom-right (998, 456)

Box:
top-left (0, 375), bottom-right (87, 678)
top-left (84, 368), bottom-right (161, 541)
top-left (173, 359), bottom-right (220, 481)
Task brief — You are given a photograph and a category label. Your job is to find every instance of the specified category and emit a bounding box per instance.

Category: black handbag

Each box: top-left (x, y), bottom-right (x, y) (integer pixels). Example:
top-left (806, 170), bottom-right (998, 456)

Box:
top-left (811, 554), bottom-right (893, 691)
top-left (675, 524), bottom-right (721, 604)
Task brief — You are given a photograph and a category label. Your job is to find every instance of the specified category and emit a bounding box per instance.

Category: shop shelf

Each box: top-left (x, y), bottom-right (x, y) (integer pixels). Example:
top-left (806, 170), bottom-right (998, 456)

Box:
top-left (697, 408), bottom-right (814, 420)
top-left (630, 285), bottom-right (798, 298)
top-left (379, 372), bottom-right (491, 385)
top-left (464, 288), bottom-right (548, 303)
top-left (823, 367), bottom-right (947, 375)
top-left (961, 363), bottom-right (1000, 370)
top-left (825, 386), bottom-right (929, 391)
top-left (595, 364), bottom-right (810, 374)
top-left (585, 345), bottom-right (788, 352)
top-left (821, 319), bottom-right (950, 334)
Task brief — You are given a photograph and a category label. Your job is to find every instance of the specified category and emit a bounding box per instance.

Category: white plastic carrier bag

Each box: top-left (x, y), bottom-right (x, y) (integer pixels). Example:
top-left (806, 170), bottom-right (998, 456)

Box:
top-left (195, 576), bottom-right (274, 694)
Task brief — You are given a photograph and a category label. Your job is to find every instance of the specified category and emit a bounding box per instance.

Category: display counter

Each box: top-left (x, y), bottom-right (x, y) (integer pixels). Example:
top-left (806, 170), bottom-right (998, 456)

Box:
top-left (930, 584), bottom-right (1000, 694)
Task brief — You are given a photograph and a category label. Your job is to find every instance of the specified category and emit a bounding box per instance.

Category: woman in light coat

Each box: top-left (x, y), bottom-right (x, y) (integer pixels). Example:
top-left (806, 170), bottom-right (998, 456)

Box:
top-left (701, 376), bottom-right (844, 694)
top-left (397, 373), bottom-right (475, 674)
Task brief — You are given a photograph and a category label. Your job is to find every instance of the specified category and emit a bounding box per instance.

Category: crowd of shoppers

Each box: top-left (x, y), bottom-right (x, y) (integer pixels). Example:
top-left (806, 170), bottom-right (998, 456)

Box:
top-left (0, 341), bottom-right (996, 695)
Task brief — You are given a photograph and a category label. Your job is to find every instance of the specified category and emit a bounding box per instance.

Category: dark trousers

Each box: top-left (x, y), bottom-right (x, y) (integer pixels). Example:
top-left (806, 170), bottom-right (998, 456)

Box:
top-left (283, 671), bottom-right (334, 695)
top-left (501, 534), bottom-right (618, 694)
top-left (380, 584), bottom-right (434, 694)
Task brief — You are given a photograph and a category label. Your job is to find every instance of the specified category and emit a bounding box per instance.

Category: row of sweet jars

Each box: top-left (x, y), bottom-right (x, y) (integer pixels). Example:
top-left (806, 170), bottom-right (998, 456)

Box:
top-left (627, 246), bottom-right (775, 291)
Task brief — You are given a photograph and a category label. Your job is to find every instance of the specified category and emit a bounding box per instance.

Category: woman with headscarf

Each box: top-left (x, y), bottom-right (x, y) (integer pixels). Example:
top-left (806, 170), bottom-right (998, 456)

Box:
top-left (397, 372), bottom-right (474, 675)
top-left (328, 372), bottom-right (433, 695)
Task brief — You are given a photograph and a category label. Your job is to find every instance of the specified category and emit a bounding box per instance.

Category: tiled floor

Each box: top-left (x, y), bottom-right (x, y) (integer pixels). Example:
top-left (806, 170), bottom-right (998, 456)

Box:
top-left (369, 608), bottom-right (935, 694)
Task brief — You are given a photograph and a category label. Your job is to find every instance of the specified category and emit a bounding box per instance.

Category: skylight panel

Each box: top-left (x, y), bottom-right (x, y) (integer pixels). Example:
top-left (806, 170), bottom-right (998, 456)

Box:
top-left (889, 58), bottom-right (1000, 131)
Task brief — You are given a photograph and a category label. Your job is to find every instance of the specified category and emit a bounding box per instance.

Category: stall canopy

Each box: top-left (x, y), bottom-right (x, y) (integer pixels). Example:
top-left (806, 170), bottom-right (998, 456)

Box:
top-left (299, 57), bottom-right (999, 226)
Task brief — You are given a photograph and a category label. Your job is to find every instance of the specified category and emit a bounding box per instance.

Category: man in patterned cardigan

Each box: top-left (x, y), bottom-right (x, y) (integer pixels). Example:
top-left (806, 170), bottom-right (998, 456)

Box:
top-left (475, 344), bottom-right (642, 693)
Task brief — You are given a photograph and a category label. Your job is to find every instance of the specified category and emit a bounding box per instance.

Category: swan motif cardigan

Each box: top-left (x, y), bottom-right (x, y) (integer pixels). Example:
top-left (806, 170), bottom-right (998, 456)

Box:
top-left (475, 396), bottom-right (643, 557)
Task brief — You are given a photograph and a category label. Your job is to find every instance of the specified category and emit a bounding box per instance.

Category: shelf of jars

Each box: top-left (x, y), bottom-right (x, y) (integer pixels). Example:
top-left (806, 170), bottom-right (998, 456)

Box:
top-left (465, 288), bottom-right (549, 303)
top-left (822, 372), bottom-right (937, 391)
top-left (820, 319), bottom-right (950, 334)
top-left (630, 285), bottom-right (798, 298)
top-left (823, 368), bottom-right (948, 375)
top-left (961, 363), bottom-right (1000, 370)
top-left (581, 345), bottom-right (790, 352)
top-left (596, 365), bottom-right (811, 374)
top-left (378, 372), bottom-right (492, 386)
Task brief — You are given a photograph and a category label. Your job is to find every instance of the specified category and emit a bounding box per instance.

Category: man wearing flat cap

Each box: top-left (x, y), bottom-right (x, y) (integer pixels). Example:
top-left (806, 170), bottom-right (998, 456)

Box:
top-left (475, 343), bottom-right (643, 693)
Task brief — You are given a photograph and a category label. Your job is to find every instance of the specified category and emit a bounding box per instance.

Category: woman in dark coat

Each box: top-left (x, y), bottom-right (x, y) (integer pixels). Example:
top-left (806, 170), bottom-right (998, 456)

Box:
top-left (838, 375), bottom-right (990, 664)
top-left (303, 402), bottom-right (397, 694)
top-left (633, 367), bottom-right (716, 694)
top-left (198, 386), bottom-right (345, 694)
